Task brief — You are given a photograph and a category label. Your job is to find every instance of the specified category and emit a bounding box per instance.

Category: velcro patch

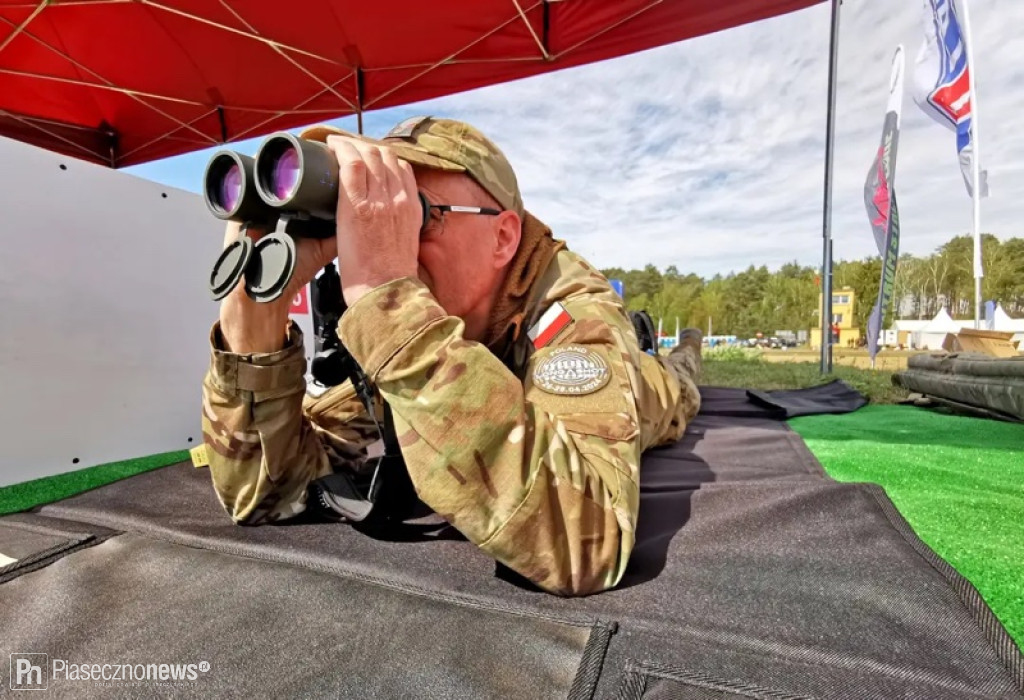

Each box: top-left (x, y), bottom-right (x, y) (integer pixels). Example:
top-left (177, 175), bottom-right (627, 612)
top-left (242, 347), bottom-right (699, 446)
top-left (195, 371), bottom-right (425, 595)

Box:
top-left (386, 115), bottom-right (431, 139)
top-left (533, 345), bottom-right (611, 396)
top-left (528, 302), bottom-right (572, 349)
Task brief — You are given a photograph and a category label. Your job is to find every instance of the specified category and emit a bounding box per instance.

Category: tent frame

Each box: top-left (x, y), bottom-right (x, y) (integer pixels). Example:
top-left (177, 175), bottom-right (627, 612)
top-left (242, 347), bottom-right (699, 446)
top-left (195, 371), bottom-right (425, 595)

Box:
top-left (820, 0), bottom-right (841, 374)
top-left (4, 0), bottom-right (841, 368)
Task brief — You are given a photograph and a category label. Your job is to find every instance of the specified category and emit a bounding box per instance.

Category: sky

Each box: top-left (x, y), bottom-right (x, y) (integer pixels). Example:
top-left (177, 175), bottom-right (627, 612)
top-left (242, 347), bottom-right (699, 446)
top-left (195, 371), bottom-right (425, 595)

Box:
top-left (124, 0), bottom-right (1024, 279)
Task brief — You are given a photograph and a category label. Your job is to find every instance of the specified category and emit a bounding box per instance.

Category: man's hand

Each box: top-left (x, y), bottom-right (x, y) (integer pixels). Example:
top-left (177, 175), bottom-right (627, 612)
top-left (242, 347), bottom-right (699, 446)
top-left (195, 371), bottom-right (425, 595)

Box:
top-left (217, 135), bottom-right (420, 353)
top-left (325, 135), bottom-right (422, 308)
top-left (218, 221), bottom-right (338, 354)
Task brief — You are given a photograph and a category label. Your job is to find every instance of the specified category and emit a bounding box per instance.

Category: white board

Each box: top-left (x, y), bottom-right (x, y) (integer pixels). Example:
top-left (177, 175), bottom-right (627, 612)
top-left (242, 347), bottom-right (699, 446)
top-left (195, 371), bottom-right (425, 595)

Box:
top-left (0, 137), bottom-right (314, 487)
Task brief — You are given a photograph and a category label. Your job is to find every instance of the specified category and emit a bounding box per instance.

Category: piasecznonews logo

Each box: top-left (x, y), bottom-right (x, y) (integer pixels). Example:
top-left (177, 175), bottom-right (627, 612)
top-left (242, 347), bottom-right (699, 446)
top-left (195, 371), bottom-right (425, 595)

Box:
top-left (9, 653), bottom-right (211, 690)
top-left (10, 653), bottom-right (47, 690)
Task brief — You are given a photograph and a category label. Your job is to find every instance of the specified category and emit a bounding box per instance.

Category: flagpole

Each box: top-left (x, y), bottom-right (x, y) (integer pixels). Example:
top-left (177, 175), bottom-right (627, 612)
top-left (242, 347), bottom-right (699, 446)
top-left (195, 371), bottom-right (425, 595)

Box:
top-left (820, 0), bottom-right (842, 374)
top-left (959, 0), bottom-right (983, 328)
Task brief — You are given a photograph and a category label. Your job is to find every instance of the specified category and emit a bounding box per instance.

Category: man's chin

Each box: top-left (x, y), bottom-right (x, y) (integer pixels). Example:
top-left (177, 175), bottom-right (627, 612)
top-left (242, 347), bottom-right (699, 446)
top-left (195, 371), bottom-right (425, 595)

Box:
top-left (417, 267), bottom-right (444, 307)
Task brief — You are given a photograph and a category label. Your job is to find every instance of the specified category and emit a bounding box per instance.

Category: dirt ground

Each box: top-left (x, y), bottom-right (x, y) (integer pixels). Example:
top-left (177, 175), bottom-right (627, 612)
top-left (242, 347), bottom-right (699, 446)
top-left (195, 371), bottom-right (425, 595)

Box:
top-left (759, 348), bottom-right (925, 371)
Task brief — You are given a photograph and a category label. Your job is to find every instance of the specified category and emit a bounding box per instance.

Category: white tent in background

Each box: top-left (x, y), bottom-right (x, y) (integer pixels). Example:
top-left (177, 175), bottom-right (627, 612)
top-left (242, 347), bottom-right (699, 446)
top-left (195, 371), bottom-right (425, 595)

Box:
top-left (892, 319), bottom-right (930, 333)
top-left (991, 304), bottom-right (1024, 345)
top-left (917, 308), bottom-right (963, 350)
top-left (891, 307), bottom-right (960, 350)
top-left (892, 304), bottom-right (1024, 350)
top-left (889, 318), bottom-right (929, 349)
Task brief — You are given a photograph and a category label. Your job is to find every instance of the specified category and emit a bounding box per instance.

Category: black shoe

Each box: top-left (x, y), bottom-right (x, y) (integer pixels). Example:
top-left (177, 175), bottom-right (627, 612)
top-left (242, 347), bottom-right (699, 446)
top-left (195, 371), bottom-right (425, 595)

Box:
top-left (629, 310), bottom-right (657, 354)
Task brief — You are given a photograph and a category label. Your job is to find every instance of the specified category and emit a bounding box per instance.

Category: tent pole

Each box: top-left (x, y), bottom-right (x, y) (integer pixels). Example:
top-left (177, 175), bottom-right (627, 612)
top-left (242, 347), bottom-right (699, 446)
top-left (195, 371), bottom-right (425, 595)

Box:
top-left (820, 0), bottom-right (841, 374)
top-left (356, 67), bottom-right (365, 135)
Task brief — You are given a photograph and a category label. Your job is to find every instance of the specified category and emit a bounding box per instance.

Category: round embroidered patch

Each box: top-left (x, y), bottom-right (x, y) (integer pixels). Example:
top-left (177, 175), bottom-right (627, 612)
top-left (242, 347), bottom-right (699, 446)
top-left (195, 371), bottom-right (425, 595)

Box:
top-left (533, 345), bottom-right (611, 395)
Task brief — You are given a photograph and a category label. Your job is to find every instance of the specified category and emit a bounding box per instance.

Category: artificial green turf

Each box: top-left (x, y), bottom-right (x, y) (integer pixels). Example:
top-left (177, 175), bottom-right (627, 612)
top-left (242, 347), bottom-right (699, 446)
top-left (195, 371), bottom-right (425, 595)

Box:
top-left (0, 449), bottom-right (189, 516)
top-left (790, 405), bottom-right (1024, 649)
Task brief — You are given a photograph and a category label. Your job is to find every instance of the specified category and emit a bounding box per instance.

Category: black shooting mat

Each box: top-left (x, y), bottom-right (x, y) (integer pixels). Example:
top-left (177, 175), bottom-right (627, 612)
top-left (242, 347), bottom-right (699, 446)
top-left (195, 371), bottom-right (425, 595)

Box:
top-left (2, 398), bottom-right (1022, 698)
top-left (0, 533), bottom-right (606, 699)
top-left (696, 381), bottom-right (870, 420)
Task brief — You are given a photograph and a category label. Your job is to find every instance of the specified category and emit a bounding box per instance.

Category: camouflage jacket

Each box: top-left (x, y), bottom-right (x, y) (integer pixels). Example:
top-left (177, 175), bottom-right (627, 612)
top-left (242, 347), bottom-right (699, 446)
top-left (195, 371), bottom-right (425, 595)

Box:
top-left (201, 246), bottom-right (698, 595)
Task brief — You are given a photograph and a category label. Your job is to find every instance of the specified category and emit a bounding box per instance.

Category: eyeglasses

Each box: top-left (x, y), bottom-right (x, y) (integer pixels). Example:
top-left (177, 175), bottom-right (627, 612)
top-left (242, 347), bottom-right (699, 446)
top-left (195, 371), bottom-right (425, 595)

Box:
top-left (421, 202), bottom-right (502, 238)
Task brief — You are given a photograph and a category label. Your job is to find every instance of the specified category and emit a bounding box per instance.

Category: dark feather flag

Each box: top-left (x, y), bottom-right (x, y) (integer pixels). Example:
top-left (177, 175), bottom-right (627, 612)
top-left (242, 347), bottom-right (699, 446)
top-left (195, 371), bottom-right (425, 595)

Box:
top-left (865, 46), bottom-right (905, 364)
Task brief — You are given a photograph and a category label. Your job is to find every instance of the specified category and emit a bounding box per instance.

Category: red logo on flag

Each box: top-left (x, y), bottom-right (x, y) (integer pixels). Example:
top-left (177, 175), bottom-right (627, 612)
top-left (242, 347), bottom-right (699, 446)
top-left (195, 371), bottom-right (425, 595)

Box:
top-left (929, 69), bottom-right (971, 123)
top-left (290, 285), bottom-right (309, 315)
top-left (871, 150), bottom-right (891, 227)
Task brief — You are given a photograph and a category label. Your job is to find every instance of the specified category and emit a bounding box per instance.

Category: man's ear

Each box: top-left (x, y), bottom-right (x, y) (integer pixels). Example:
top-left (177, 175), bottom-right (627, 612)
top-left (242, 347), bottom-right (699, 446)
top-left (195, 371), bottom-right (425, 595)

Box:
top-left (493, 211), bottom-right (522, 268)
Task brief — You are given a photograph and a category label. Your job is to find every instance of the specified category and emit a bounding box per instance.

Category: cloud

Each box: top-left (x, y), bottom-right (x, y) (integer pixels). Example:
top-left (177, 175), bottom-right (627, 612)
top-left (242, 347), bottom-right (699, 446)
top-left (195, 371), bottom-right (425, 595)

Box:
top-left (126, 0), bottom-right (1022, 278)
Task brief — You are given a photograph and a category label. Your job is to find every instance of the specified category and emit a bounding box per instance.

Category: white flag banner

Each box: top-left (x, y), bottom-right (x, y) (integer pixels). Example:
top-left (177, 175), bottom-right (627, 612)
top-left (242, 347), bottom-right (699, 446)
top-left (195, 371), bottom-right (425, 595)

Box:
top-left (911, 0), bottom-right (989, 198)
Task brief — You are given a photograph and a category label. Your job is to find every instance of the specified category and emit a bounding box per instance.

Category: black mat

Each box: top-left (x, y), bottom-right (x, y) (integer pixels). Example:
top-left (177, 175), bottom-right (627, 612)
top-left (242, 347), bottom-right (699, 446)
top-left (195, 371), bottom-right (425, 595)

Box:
top-left (1, 411), bottom-right (1021, 698)
top-left (698, 380), bottom-right (869, 419)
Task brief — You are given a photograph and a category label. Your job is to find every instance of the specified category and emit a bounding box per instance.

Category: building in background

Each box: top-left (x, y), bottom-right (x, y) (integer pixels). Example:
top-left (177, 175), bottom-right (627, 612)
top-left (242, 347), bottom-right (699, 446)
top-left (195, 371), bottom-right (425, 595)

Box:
top-left (810, 287), bottom-right (862, 349)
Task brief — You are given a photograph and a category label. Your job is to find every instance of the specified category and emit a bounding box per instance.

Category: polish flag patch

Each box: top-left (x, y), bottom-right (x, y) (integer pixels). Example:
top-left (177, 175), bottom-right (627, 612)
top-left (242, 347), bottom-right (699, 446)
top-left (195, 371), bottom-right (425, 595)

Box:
top-left (528, 302), bottom-right (572, 349)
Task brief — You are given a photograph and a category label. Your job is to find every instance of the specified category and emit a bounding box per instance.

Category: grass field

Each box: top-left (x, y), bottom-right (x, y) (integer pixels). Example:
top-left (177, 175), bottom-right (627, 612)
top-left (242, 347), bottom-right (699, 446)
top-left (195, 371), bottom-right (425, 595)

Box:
top-left (698, 350), bottom-right (909, 404)
top-left (761, 348), bottom-right (917, 371)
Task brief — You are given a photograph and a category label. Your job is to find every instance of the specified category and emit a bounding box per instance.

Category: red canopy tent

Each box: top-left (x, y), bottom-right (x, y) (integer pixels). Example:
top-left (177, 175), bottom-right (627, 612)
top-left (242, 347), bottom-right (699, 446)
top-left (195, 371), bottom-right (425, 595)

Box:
top-left (2, 0), bottom-right (846, 372)
top-left (1, 0), bottom-right (822, 168)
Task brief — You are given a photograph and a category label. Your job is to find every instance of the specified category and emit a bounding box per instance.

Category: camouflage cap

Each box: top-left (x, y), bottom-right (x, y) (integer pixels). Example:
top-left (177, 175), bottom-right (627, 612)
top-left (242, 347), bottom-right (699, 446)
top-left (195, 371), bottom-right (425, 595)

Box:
top-left (300, 116), bottom-right (524, 216)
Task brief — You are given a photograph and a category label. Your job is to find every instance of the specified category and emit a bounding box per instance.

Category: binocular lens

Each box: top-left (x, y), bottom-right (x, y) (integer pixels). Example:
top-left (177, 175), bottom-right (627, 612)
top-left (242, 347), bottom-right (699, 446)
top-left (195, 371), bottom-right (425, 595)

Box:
top-left (219, 163), bottom-right (242, 212)
top-left (254, 133), bottom-right (339, 220)
top-left (271, 147), bottom-right (301, 201)
top-left (203, 150), bottom-right (279, 224)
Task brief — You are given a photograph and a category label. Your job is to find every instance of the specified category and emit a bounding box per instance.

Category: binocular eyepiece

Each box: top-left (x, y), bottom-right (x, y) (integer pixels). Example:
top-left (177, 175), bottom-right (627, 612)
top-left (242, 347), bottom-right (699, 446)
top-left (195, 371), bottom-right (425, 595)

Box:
top-left (204, 132), bottom-right (429, 302)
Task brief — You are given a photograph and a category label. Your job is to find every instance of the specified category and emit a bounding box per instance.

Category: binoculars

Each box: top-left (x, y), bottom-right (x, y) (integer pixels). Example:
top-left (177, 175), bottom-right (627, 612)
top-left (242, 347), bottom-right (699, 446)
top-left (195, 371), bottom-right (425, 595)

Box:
top-left (203, 132), bottom-right (430, 302)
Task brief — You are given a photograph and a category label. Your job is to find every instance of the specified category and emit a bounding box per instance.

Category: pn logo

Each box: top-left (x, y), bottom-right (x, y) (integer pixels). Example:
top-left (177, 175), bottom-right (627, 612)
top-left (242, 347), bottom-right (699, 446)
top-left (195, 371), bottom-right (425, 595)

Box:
top-left (10, 654), bottom-right (48, 690)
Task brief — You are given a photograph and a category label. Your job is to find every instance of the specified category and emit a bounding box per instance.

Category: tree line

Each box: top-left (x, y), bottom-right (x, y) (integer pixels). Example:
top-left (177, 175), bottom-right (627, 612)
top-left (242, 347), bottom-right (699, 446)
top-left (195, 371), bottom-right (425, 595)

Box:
top-left (599, 234), bottom-right (1024, 339)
